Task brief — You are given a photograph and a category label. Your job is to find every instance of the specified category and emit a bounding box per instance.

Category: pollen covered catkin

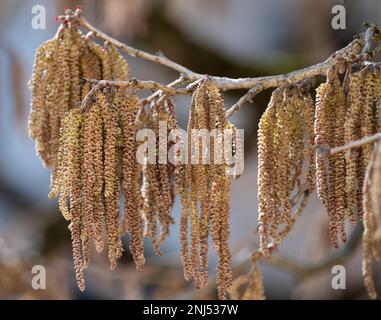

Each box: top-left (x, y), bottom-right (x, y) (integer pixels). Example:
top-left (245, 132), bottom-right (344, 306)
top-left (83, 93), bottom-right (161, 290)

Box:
top-left (51, 88), bottom-right (144, 289)
top-left (315, 67), bottom-right (348, 247)
top-left (180, 79), bottom-right (233, 299)
top-left (343, 64), bottom-right (380, 226)
top-left (29, 22), bottom-right (129, 176)
top-left (362, 142), bottom-right (381, 299)
top-left (258, 86), bottom-right (315, 253)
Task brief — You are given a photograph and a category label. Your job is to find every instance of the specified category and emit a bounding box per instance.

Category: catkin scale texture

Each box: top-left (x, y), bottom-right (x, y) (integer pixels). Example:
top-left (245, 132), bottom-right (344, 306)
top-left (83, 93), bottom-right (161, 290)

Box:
top-left (258, 87), bottom-right (315, 253)
top-left (180, 79), bottom-right (233, 299)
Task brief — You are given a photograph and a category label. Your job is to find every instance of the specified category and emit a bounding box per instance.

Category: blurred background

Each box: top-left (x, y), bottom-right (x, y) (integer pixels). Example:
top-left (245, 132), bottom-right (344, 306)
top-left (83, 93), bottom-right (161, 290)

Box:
top-left (0, 0), bottom-right (381, 299)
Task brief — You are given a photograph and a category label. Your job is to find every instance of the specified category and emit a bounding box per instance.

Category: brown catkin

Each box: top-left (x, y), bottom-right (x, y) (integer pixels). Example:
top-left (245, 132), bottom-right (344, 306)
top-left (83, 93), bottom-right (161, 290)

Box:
top-left (332, 76), bottom-right (347, 243)
top-left (91, 103), bottom-right (105, 253)
top-left (374, 65), bottom-right (381, 132)
top-left (102, 92), bottom-right (122, 269)
top-left (345, 71), bottom-right (362, 224)
top-left (315, 82), bottom-right (332, 208)
top-left (302, 94), bottom-right (316, 193)
top-left (28, 39), bottom-right (57, 167)
top-left (49, 27), bottom-right (73, 171)
top-left (362, 145), bottom-right (377, 299)
top-left (315, 76), bottom-right (340, 248)
top-left (357, 69), bottom-right (376, 221)
top-left (66, 110), bottom-right (84, 290)
top-left (88, 41), bottom-right (112, 80)
top-left (121, 94), bottom-right (138, 235)
top-left (80, 107), bottom-right (96, 268)
top-left (258, 86), bottom-right (312, 253)
top-left (258, 92), bottom-right (278, 253)
top-left (130, 161), bottom-right (145, 271)
top-left (180, 79), bottom-right (233, 298)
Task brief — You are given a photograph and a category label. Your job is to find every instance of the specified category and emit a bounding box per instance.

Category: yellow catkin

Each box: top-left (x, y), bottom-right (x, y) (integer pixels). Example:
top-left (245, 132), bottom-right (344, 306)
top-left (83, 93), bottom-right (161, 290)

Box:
top-left (102, 91), bottom-right (122, 269)
top-left (357, 68), bottom-right (376, 221)
top-left (28, 39), bottom-right (57, 167)
top-left (141, 159), bottom-right (160, 255)
top-left (315, 78), bottom-right (341, 248)
top-left (50, 113), bottom-right (71, 220)
top-left (345, 71), bottom-right (362, 224)
top-left (302, 94), bottom-right (315, 192)
top-left (65, 110), bottom-right (85, 291)
top-left (49, 27), bottom-right (72, 171)
top-left (194, 85), bottom-right (210, 287)
top-left (315, 83), bottom-right (332, 207)
top-left (29, 24), bottom-right (88, 179)
top-left (258, 92), bottom-right (279, 253)
top-left (374, 64), bottom-right (381, 132)
top-left (362, 146), bottom-right (377, 299)
top-left (229, 123), bottom-right (244, 180)
top-left (332, 75), bottom-right (347, 243)
top-left (69, 27), bottom-right (84, 110)
top-left (123, 99), bottom-right (145, 270)
top-left (81, 107), bottom-right (96, 268)
top-left (88, 41), bottom-right (112, 80)
top-left (91, 103), bottom-right (105, 253)
top-left (275, 94), bottom-right (293, 233)
top-left (258, 86), bottom-right (315, 253)
top-left (130, 161), bottom-right (145, 271)
top-left (189, 185), bottom-right (201, 289)
top-left (43, 47), bottom-right (62, 169)
top-left (180, 79), bottom-right (232, 298)
top-left (121, 94), bottom-right (138, 235)
top-left (152, 104), bottom-right (175, 244)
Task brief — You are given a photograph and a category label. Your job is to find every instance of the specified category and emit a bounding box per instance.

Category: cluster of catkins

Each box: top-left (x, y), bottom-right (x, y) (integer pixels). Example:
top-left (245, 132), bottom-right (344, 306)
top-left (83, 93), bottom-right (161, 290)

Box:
top-left (258, 62), bottom-right (381, 298)
top-left (179, 79), bottom-right (236, 299)
top-left (28, 22), bottom-right (128, 175)
top-left (315, 63), bottom-right (381, 249)
top-left (28, 22), bottom-right (240, 299)
top-left (257, 85), bottom-right (315, 254)
top-left (49, 86), bottom-right (179, 291)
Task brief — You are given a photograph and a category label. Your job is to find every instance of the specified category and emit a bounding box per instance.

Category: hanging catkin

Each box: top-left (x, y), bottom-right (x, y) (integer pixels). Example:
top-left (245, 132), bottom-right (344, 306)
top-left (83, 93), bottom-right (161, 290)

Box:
top-left (179, 79), bottom-right (232, 299)
top-left (315, 66), bottom-right (349, 247)
top-left (362, 142), bottom-right (381, 299)
top-left (258, 85), bottom-right (315, 253)
top-left (49, 88), bottom-right (138, 289)
top-left (342, 64), bottom-right (380, 226)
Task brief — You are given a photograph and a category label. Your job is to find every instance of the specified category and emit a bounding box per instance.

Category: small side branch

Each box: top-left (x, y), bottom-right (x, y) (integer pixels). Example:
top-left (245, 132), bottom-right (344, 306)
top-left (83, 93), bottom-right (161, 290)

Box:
top-left (83, 78), bottom-right (190, 95)
top-left (317, 132), bottom-right (381, 156)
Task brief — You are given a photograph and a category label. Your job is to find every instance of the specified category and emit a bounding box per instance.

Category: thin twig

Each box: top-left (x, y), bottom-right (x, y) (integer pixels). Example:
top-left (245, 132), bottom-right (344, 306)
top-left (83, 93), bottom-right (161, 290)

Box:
top-left (317, 132), bottom-right (381, 156)
top-left (138, 75), bottom-right (188, 106)
top-left (83, 78), bottom-right (190, 95)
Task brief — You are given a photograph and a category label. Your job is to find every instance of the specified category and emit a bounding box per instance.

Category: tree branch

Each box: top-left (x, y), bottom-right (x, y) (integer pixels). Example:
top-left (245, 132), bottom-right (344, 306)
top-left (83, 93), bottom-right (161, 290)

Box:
top-left (60, 8), bottom-right (381, 118)
top-left (83, 78), bottom-right (190, 95)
